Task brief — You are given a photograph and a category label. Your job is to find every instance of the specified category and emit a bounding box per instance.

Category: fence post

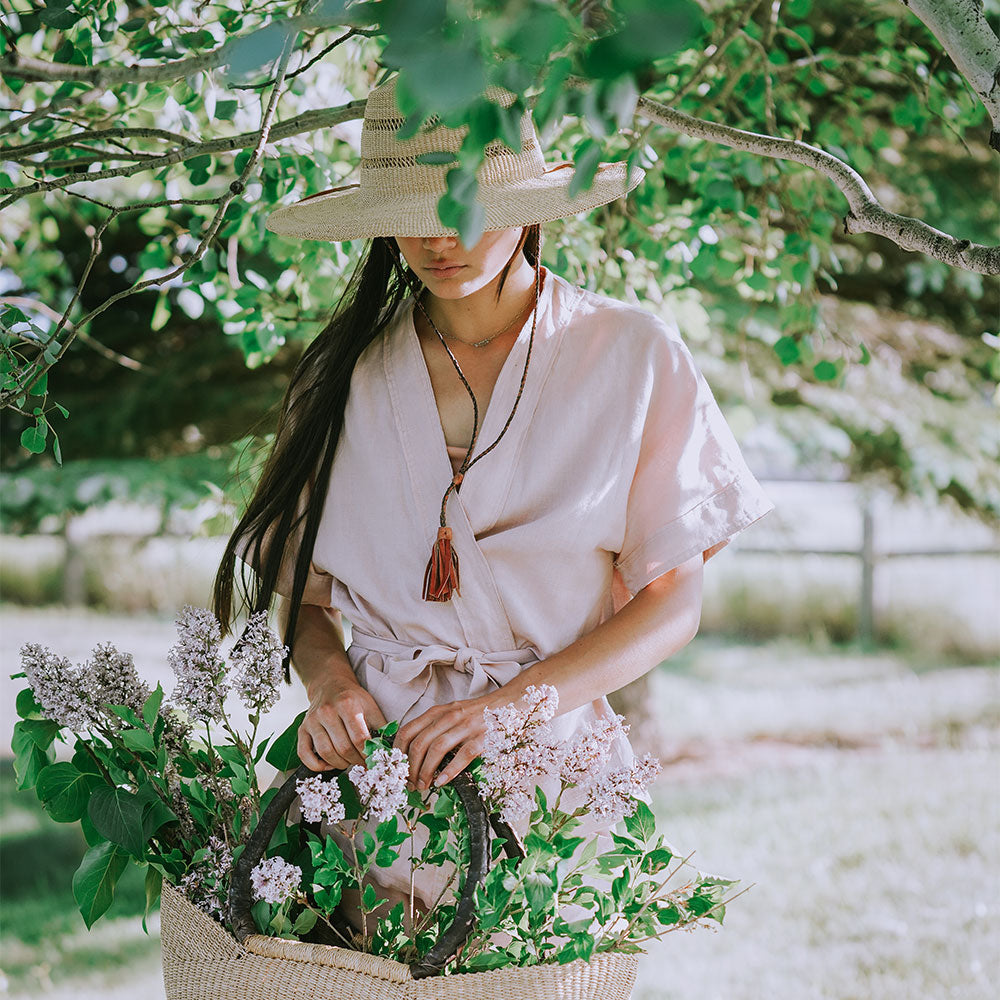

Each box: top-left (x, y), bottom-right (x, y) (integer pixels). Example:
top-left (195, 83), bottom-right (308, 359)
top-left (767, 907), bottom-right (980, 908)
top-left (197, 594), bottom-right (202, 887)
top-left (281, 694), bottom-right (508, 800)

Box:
top-left (859, 495), bottom-right (875, 644)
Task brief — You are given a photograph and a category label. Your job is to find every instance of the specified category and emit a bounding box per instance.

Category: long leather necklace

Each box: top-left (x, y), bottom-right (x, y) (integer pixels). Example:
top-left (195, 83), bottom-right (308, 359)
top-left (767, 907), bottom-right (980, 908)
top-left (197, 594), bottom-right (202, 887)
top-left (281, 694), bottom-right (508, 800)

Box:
top-left (394, 249), bottom-right (544, 601)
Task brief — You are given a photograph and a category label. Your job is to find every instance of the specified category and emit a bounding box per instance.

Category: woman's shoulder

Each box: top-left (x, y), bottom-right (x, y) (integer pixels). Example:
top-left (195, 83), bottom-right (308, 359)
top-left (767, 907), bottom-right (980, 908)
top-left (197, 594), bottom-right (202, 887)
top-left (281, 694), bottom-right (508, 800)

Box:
top-left (551, 271), bottom-right (687, 363)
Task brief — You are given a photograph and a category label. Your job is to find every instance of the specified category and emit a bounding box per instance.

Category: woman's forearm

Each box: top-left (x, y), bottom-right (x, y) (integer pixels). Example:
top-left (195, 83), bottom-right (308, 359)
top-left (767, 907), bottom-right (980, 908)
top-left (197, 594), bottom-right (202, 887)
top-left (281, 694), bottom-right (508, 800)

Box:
top-left (277, 599), bottom-right (357, 699)
top-left (488, 552), bottom-right (704, 718)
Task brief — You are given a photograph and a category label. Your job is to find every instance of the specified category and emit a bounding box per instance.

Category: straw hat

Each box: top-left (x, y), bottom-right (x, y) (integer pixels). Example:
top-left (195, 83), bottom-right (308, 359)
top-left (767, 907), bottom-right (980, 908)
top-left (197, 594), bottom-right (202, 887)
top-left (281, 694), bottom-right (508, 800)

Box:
top-left (264, 74), bottom-right (646, 242)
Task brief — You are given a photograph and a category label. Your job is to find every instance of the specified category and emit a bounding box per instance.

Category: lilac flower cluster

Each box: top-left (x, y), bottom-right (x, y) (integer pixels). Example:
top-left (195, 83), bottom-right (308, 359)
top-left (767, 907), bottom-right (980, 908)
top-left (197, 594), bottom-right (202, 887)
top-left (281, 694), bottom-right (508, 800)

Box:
top-left (558, 712), bottom-right (629, 786)
top-left (583, 754), bottom-right (662, 823)
top-left (231, 611), bottom-right (287, 716)
top-left (250, 856), bottom-right (302, 904)
top-left (20, 643), bottom-right (94, 730)
top-left (167, 605), bottom-right (228, 724)
top-left (480, 684), bottom-right (562, 824)
top-left (479, 684), bottom-right (661, 826)
top-left (20, 641), bottom-right (150, 732)
top-left (296, 773), bottom-right (346, 825)
top-left (82, 642), bottom-right (151, 729)
top-left (349, 746), bottom-right (409, 823)
top-left (179, 835), bottom-right (233, 919)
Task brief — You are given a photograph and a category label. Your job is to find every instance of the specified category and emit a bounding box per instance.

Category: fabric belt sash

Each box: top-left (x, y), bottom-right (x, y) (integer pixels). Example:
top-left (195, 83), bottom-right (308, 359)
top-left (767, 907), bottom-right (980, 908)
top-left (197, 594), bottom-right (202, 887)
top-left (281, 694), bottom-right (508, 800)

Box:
top-left (348, 627), bottom-right (539, 722)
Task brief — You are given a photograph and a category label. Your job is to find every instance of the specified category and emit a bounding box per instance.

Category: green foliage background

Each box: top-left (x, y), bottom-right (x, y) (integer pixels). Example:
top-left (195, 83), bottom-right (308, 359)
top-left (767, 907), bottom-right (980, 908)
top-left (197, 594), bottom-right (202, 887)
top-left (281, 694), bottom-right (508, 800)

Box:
top-left (1, 0), bottom-right (997, 525)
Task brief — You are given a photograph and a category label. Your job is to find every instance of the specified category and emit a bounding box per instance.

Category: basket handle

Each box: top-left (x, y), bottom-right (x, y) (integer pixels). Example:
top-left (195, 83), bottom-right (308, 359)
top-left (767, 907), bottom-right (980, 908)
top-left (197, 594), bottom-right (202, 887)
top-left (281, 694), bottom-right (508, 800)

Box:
top-left (227, 762), bottom-right (522, 979)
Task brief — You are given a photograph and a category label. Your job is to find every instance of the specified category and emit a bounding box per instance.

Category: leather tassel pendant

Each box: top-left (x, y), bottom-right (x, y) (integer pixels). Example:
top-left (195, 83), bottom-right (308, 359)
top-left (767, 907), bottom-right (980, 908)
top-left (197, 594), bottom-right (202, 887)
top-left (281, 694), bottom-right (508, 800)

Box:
top-left (423, 525), bottom-right (460, 601)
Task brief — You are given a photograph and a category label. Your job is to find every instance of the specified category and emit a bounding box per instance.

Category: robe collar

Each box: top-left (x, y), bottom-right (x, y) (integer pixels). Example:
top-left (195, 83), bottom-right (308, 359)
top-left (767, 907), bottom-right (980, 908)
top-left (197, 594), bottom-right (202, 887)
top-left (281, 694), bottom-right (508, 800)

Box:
top-left (381, 266), bottom-right (576, 649)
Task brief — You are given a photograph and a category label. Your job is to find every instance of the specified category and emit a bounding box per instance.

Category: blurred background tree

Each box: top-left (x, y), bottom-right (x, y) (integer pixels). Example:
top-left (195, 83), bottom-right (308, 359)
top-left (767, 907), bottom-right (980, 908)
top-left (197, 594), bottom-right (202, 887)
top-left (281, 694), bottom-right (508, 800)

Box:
top-left (2, 0), bottom-right (997, 523)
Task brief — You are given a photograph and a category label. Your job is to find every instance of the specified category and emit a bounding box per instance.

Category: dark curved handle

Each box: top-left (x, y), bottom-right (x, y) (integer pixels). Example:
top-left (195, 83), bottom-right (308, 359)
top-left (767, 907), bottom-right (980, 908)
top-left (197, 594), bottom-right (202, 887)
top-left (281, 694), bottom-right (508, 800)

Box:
top-left (227, 763), bottom-right (521, 979)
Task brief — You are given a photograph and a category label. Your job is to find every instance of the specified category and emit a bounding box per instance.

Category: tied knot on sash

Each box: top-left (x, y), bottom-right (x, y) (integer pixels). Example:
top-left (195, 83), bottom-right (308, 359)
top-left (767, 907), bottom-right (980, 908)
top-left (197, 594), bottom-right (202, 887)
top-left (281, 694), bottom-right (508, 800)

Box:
top-left (348, 630), bottom-right (538, 724)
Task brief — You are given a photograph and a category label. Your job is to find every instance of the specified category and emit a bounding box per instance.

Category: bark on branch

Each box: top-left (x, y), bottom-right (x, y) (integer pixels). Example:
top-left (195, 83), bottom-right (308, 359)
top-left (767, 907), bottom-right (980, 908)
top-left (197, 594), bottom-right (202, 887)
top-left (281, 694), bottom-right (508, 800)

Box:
top-left (900, 0), bottom-right (1000, 151)
top-left (631, 91), bottom-right (1000, 274)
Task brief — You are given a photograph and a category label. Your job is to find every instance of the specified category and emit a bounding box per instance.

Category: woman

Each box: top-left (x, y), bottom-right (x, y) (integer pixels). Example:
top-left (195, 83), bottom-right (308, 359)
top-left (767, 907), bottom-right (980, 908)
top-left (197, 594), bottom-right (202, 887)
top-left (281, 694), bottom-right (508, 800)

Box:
top-left (213, 74), bottom-right (773, 929)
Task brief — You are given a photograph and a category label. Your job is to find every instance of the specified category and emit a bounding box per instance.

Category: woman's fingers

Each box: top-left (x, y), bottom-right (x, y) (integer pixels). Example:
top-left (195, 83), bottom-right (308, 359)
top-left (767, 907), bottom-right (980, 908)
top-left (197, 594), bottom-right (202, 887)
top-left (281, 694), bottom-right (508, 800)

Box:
top-left (297, 727), bottom-right (348, 772)
top-left (398, 707), bottom-right (479, 790)
top-left (301, 714), bottom-right (359, 769)
top-left (433, 739), bottom-right (483, 788)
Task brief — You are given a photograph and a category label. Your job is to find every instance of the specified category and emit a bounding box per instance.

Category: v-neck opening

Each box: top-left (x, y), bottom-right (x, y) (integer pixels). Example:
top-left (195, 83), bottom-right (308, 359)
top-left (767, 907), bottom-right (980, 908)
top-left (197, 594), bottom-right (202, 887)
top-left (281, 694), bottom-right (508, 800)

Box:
top-left (406, 266), bottom-right (551, 475)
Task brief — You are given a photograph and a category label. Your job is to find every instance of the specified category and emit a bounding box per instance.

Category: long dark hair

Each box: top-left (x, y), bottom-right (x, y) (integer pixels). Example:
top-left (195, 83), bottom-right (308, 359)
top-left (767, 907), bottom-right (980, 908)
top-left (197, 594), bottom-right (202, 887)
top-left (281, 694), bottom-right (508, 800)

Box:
top-left (213, 224), bottom-right (542, 681)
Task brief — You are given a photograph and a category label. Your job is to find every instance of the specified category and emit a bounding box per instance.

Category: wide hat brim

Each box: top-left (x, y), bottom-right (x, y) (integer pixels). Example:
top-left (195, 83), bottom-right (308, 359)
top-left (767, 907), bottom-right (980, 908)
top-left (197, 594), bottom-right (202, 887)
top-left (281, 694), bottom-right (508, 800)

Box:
top-left (265, 159), bottom-right (646, 242)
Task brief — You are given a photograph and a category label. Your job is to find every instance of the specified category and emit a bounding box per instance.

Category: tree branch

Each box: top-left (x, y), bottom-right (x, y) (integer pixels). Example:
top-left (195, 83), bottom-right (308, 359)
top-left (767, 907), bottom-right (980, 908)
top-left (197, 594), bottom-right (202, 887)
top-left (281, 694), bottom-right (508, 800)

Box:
top-left (4, 25), bottom-right (300, 403)
top-left (0, 100), bottom-right (367, 210)
top-left (0, 296), bottom-right (147, 371)
top-left (900, 0), bottom-right (1000, 151)
top-left (631, 90), bottom-right (999, 273)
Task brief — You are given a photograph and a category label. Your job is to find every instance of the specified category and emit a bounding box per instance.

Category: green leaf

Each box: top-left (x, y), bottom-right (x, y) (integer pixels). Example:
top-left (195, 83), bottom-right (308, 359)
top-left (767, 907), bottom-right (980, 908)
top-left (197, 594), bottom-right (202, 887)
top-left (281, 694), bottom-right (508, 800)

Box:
top-left (121, 728), bottom-right (155, 754)
top-left (463, 951), bottom-right (509, 970)
top-left (87, 785), bottom-right (148, 857)
top-left (375, 846), bottom-right (396, 868)
top-left (39, 5), bottom-right (78, 30)
top-left (813, 360), bottom-right (839, 381)
top-left (20, 423), bottom-right (47, 454)
top-left (362, 883), bottom-right (377, 909)
top-left (415, 151), bottom-right (458, 166)
top-left (13, 717), bottom-right (61, 750)
top-left (214, 99), bottom-right (239, 121)
top-left (142, 684), bottom-right (164, 728)
top-left (72, 841), bottom-right (129, 929)
top-left (266, 711), bottom-right (305, 770)
top-left (773, 335), bottom-right (801, 366)
top-left (107, 705), bottom-right (144, 729)
top-left (12, 737), bottom-right (53, 791)
top-left (292, 907), bottom-right (318, 935)
top-left (568, 139), bottom-right (602, 199)
top-left (186, 155), bottom-right (212, 186)
top-left (222, 22), bottom-right (293, 83)
top-left (15, 687), bottom-right (43, 719)
top-left (437, 167), bottom-right (485, 249)
top-left (524, 870), bottom-right (555, 915)
top-left (36, 761), bottom-right (102, 822)
top-left (143, 865), bottom-right (163, 933)
top-left (624, 800), bottom-right (656, 844)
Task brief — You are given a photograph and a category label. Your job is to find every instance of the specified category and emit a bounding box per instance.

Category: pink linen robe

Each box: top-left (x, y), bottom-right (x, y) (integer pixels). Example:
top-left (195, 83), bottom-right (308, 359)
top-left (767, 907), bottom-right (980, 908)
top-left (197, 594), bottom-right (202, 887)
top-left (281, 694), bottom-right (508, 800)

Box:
top-left (268, 267), bottom-right (774, 918)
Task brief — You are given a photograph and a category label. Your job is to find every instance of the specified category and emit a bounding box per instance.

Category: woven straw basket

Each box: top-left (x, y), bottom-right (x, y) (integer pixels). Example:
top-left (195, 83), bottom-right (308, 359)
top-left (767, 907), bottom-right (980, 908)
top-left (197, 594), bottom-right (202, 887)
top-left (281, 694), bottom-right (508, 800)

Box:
top-left (160, 764), bottom-right (637, 999)
top-left (160, 880), bottom-right (638, 999)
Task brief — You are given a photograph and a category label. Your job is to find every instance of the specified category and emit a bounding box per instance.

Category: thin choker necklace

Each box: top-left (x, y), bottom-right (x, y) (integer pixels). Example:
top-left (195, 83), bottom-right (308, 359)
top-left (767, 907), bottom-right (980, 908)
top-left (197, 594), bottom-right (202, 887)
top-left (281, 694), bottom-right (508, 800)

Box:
top-left (417, 283), bottom-right (538, 348)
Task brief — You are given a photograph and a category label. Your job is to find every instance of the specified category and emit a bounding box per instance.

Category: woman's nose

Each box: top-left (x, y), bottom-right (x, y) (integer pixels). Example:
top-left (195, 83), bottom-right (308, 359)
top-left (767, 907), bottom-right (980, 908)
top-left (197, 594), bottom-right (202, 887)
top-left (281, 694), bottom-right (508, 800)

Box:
top-left (421, 235), bottom-right (457, 250)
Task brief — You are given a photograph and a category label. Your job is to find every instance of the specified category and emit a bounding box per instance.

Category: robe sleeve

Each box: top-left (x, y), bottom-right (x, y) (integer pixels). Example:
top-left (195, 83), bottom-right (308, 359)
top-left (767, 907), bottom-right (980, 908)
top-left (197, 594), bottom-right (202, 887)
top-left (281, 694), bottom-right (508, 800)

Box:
top-left (612, 314), bottom-right (773, 597)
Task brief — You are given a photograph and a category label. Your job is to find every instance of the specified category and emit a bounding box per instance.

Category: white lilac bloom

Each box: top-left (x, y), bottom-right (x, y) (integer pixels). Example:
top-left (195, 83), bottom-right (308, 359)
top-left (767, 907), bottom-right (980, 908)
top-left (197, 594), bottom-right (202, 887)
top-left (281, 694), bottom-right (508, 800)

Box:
top-left (167, 605), bottom-right (228, 724)
top-left (479, 684), bottom-right (562, 824)
top-left (582, 753), bottom-right (663, 824)
top-left (179, 834), bottom-right (233, 919)
top-left (250, 856), bottom-right (302, 904)
top-left (296, 773), bottom-right (346, 825)
top-left (231, 610), bottom-right (287, 716)
top-left (521, 683), bottom-right (559, 722)
top-left (349, 746), bottom-right (409, 823)
top-left (558, 712), bottom-right (629, 786)
top-left (20, 643), bottom-right (95, 731)
top-left (82, 642), bottom-right (151, 727)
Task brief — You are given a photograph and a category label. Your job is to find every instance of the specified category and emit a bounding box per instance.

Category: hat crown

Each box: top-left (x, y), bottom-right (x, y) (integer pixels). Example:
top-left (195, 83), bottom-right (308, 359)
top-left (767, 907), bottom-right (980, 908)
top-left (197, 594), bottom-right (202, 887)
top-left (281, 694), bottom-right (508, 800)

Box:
top-left (358, 76), bottom-right (546, 196)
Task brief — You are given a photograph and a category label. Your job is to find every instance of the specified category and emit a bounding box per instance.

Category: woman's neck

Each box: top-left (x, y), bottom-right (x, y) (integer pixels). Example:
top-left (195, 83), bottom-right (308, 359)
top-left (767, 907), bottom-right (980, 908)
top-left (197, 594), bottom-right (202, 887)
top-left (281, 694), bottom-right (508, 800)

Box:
top-left (420, 258), bottom-right (542, 347)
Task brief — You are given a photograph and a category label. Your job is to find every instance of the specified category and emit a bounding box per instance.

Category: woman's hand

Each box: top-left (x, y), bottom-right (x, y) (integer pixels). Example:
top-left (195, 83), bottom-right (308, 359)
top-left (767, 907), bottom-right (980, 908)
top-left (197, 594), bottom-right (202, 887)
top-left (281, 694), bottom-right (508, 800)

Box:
top-left (393, 697), bottom-right (489, 790)
top-left (297, 678), bottom-right (389, 772)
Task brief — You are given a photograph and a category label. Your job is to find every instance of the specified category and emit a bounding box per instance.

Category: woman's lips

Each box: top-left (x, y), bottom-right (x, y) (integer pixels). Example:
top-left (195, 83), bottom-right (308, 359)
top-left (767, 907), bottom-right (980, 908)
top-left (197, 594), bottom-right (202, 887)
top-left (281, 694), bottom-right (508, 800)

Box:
top-left (426, 264), bottom-right (465, 277)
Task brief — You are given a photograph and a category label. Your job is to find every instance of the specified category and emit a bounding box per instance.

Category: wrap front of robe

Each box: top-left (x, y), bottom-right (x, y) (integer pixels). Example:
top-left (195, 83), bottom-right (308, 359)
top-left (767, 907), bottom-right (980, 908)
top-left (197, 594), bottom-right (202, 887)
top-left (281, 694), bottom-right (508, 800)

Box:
top-left (263, 267), bottom-right (774, 916)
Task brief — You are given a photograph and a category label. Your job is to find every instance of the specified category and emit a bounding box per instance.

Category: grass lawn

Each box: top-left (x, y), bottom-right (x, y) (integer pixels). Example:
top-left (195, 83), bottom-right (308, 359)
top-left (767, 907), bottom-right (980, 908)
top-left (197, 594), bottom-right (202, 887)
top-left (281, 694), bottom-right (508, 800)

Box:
top-left (0, 608), bottom-right (996, 999)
